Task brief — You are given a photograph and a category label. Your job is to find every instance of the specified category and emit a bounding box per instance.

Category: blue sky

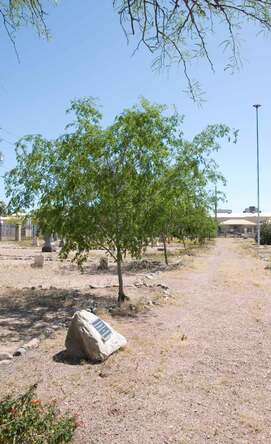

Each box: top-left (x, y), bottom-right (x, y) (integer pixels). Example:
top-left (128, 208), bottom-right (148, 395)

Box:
top-left (0, 1), bottom-right (270, 212)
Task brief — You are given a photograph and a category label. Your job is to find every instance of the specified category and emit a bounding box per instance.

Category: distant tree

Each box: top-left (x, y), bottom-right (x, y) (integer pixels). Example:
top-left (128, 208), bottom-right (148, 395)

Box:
top-left (148, 123), bottom-right (236, 262)
top-left (0, 200), bottom-right (7, 216)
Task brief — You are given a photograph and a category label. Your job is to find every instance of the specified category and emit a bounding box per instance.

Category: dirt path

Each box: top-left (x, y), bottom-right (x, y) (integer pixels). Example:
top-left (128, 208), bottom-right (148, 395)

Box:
top-left (2, 239), bottom-right (271, 443)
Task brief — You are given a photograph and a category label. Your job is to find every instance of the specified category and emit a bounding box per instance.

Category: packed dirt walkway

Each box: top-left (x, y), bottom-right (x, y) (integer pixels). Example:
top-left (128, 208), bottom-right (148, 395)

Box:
top-left (1, 239), bottom-right (271, 443)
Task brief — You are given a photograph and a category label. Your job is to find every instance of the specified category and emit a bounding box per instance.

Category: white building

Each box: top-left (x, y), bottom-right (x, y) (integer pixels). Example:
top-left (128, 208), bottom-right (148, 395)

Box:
top-left (217, 212), bottom-right (271, 237)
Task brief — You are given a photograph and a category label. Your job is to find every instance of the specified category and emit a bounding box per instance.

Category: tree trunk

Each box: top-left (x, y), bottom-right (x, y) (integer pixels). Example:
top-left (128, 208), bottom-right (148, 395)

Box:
top-left (162, 234), bottom-right (168, 265)
top-left (182, 236), bottom-right (186, 249)
top-left (117, 247), bottom-right (128, 304)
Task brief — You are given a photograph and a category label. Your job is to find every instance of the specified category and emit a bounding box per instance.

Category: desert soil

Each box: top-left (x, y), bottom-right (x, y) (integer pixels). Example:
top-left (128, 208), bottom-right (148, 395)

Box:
top-left (1, 238), bottom-right (271, 443)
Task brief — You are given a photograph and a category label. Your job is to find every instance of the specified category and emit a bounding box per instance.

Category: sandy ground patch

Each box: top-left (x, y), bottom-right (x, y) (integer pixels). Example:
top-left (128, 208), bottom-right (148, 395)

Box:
top-left (1, 239), bottom-right (271, 443)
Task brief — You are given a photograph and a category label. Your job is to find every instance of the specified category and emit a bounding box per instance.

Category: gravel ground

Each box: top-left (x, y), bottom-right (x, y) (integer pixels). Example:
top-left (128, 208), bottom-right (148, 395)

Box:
top-left (1, 238), bottom-right (271, 443)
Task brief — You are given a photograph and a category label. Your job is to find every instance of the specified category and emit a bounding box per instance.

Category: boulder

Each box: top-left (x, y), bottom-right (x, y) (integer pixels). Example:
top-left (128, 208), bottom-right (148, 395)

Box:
top-left (42, 235), bottom-right (56, 253)
top-left (65, 310), bottom-right (127, 363)
top-left (32, 255), bottom-right (44, 268)
top-left (97, 256), bottom-right (109, 271)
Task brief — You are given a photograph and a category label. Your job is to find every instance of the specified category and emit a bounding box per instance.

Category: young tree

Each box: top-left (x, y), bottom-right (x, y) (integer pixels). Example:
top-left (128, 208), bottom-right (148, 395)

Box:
top-left (147, 123), bottom-right (236, 262)
top-left (5, 98), bottom-right (178, 303)
top-left (5, 97), bottom-right (237, 300)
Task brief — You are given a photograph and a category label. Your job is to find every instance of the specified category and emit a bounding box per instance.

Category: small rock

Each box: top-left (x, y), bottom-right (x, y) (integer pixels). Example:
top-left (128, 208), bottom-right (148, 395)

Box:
top-left (24, 338), bottom-right (40, 350)
top-left (0, 359), bottom-right (12, 365)
top-left (134, 280), bottom-right (143, 287)
top-left (44, 327), bottom-right (54, 336)
top-left (32, 255), bottom-right (44, 268)
top-left (157, 283), bottom-right (169, 290)
top-left (13, 347), bottom-right (26, 357)
top-left (98, 370), bottom-right (110, 378)
top-left (0, 352), bottom-right (13, 361)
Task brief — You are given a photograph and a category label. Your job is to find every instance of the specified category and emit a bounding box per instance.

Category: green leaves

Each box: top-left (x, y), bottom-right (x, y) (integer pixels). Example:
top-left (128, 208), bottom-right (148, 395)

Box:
top-left (0, 384), bottom-right (77, 444)
top-left (5, 97), bottom-right (236, 298)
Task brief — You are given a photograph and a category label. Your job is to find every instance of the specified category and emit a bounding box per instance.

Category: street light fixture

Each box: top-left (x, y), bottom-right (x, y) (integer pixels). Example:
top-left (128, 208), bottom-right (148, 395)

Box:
top-left (253, 104), bottom-right (261, 246)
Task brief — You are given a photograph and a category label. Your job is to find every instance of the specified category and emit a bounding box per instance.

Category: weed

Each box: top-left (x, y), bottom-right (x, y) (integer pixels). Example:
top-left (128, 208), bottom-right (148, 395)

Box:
top-left (0, 384), bottom-right (78, 444)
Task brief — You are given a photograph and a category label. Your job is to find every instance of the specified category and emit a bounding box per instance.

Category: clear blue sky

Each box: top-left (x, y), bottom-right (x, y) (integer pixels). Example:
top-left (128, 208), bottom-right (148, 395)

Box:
top-left (0, 1), bottom-right (270, 212)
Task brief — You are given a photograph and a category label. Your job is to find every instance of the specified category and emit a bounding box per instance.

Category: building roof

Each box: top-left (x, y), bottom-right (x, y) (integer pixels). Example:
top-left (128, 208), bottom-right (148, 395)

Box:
top-left (217, 212), bottom-right (271, 219)
top-left (220, 219), bottom-right (256, 226)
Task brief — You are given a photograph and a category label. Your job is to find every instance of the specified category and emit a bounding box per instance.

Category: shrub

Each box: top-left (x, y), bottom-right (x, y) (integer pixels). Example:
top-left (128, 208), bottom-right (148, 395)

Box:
top-left (257, 222), bottom-right (271, 245)
top-left (0, 384), bottom-right (77, 444)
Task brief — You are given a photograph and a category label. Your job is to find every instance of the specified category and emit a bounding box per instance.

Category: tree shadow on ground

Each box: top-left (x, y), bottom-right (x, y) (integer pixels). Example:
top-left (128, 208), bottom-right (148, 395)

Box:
top-left (0, 285), bottom-right (158, 347)
top-left (60, 260), bottom-right (169, 276)
top-left (0, 288), bottom-right (115, 346)
top-left (59, 262), bottom-right (118, 276)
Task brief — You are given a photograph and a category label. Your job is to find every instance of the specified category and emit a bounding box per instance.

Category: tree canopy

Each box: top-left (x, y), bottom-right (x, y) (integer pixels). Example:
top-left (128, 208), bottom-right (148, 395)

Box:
top-left (1, 1), bottom-right (53, 58)
top-left (115, 1), bottom-right (271, 99)
top-left (5, 97), bottom-right (236, 302)
top-left (3, 1), bottom-right (271, 97)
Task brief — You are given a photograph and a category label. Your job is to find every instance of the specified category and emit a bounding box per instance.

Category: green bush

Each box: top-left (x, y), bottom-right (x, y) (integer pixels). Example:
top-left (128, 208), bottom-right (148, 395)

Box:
top-left (258, 222), bottom-right (271, 245)
top-left (0, 385), bottom-right (78, 444)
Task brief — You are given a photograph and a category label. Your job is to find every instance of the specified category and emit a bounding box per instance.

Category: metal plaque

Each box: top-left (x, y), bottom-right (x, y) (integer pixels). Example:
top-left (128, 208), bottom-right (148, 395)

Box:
top-left (92, 318), bottom-right (112, 341)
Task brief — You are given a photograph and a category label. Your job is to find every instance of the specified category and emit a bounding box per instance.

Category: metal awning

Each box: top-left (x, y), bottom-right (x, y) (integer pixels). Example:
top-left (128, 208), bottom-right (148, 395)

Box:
top-left (220, 219), bottom-right (256, 226)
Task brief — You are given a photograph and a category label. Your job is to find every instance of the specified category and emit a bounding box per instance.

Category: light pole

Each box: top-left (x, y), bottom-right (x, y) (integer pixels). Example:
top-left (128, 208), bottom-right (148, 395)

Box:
top-left (214, 185), bottom-right (218, 222)
top-left (253, 104), bottom-right (261, 246)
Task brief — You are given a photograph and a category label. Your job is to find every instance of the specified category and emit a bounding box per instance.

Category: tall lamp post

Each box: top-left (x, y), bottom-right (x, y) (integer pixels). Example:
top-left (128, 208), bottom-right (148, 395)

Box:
top-left (253, 104), bottom-right (261, 246)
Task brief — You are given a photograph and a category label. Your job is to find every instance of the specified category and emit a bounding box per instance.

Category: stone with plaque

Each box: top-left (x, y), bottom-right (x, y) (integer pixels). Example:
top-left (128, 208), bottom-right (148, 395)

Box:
top-left (65, 310), bottom-right (127, 362)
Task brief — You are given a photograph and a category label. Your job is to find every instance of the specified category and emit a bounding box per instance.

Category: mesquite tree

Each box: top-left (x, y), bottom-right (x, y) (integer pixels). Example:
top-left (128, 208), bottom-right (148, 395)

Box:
top-left (5, 97), bottom-right (236, 300)
top-left (146, 124), bottom-right (237, 262)
top-left (115, 1), bottom-right (271, 99)
top-left (3, 2), bottom-right (271, 98)
top-left (5, 98), bottom-right (178, 303)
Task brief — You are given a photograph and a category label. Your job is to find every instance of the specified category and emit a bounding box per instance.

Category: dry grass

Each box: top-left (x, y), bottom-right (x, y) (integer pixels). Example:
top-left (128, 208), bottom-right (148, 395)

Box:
top-left (3, 239), bottom-right (271, 443)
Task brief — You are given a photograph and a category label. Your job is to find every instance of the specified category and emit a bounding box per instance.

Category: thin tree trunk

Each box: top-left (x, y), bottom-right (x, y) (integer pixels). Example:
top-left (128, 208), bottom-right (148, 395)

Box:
top-left (162, 234), bottom-right (168, 265)
top-left (182, 236), bottom-right (186, 249)
top-left (117, 247), bottom-right (128, 304)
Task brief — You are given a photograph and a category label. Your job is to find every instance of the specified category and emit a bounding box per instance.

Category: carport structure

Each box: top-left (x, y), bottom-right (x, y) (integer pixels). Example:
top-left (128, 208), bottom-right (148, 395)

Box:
top-left (219, 219), bottom-right (256, 237)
